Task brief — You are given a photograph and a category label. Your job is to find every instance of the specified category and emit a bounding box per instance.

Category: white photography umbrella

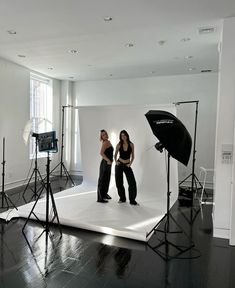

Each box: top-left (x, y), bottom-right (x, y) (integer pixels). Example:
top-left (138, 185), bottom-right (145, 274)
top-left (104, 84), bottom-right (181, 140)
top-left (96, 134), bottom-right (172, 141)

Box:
top-left (23, 118), bottom-right (53, 145)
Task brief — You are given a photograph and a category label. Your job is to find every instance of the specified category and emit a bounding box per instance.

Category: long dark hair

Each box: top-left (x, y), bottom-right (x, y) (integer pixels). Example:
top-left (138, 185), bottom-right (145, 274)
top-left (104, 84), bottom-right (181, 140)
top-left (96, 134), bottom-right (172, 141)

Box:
top-left (119, 130), bottom-right (131, 145)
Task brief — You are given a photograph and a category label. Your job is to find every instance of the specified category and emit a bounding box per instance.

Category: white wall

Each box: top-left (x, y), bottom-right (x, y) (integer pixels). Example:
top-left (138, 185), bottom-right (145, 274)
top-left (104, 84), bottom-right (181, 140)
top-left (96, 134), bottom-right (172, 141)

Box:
top-left (72, 73), bottom-right (218, 185)
top-left (0, 57), bottom-right (61, 190)
top-left (214, 17), bottom-right (235, 243)
top-left (59, 80), bottom-right (73, 171)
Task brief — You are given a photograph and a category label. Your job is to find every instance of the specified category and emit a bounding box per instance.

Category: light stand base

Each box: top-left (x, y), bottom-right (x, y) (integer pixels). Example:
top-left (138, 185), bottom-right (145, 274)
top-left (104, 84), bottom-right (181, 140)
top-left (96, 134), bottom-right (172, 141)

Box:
top-left (147, 152), bottom-right (194, 261)
top-left (22, 168), bottom-right (45, 201)
top-left (50, 161), bottom-right (75, 186)
top-left (22, 153), bottom-right (62, 238)
top-left (148, 212), bottom-right (194, 261)
top-left (0, 192), bottom-right (18, 210)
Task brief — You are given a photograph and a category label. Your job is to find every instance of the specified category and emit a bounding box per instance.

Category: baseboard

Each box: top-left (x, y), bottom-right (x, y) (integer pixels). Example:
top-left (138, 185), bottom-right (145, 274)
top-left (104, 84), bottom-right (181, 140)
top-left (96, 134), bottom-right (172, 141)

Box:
top-left (70, 170), bottom-right (83, 176)
top-left (0, 170), bottom-right (83, 192)
top-left (213, 227), bottom-right (230, 239)
top-left (0, 174), bottom-right (46, 191)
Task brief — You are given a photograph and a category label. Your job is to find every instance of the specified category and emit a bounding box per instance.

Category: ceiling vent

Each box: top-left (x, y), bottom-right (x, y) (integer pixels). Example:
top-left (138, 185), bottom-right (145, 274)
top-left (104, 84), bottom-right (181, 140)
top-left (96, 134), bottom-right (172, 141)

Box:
top-left (201, 69), bottom-right (212, 73)
top-left (198, 27), bottom-right (215, 34)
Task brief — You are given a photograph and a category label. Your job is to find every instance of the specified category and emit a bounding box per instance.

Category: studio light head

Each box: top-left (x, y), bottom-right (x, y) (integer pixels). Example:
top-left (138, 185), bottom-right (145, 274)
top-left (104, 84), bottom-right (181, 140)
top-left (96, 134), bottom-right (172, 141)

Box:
top-left (145, 110), bottom-right (192, 166)
top-left (32, 132), bottom-right (39, 138)
top-left (155, 142), bottom-right (164, 153)
top-left (37, 131), bottom-right (58, 153)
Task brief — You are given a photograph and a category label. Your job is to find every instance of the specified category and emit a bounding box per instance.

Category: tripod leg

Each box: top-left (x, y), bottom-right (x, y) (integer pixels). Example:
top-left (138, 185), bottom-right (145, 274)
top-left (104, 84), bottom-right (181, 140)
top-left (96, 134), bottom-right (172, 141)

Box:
top-left (48, 185), bottom-right (62, 236)
top-left (194, 174), bottom-right (203, 189)
top-left (61, 163), bottom-right (75, 186)
top-left (146, 214), bottom-right (167, 238)
top-left (37, 170), bottom-right (46, 191)
top-left (179, 173), bottom-right (192, 186)
top-left (23, 169), bottom-right (36, 197)
top-left (22, 187), bottom-right (45, 232)
top-left (3, 193), bottom-right (18, 210)
top-left (49, 162), bottom-right (61, 176)
top-left (169, 213), bottom-right (193, 241)
top-left (0, 193), bottom-right (9, 209)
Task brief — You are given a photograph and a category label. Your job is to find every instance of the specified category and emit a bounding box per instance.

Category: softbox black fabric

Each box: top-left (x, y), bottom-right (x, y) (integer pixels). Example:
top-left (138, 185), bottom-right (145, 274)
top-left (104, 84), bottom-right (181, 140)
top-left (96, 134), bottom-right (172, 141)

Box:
top-left (145, 110), bottom-right (192, 166)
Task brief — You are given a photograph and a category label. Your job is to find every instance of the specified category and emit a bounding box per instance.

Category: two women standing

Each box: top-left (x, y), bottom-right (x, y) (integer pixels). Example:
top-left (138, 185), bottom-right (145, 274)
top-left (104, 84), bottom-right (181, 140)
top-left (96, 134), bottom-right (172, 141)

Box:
top-left (97, 129), bottom-right (138, 205)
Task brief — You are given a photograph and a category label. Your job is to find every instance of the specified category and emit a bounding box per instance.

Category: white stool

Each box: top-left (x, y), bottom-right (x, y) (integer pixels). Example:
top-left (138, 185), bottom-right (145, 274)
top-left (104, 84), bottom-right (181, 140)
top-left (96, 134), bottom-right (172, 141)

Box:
top-left (199, 167), bottom-right (214, 205)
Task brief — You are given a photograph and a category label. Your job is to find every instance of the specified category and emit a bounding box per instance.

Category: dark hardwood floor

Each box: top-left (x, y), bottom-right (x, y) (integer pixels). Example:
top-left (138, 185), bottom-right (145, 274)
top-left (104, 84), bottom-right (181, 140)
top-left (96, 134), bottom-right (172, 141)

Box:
top-left (0, 177), bottom-right (235, 288)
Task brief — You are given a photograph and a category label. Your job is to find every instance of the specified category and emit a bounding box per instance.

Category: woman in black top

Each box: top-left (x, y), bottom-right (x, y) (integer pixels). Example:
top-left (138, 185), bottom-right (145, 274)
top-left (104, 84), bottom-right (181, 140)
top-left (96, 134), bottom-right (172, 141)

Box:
top-left (97, 129), bottom-right (113, 203)
top-left (114, 130), bottom-right (138, 205)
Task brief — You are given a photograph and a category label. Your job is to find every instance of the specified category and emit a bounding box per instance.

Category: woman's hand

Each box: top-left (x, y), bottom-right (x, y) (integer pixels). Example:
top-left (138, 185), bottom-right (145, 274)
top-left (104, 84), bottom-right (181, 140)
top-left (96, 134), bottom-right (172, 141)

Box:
top-left (126, 163), bottom-right (131, 168)
top-left (107, 160), bottom-right (112, 165)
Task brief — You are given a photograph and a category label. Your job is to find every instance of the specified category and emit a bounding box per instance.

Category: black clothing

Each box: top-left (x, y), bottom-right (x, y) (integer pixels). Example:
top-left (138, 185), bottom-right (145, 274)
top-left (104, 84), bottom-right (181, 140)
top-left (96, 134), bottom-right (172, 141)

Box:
top-left (115, 163), bottom-right (137, 202)
top-left (119, 143), bottom-right (132, 160)
top-left (104, 146), bottom-right (114, 161)
top-left (97, 145), bottom-right (113, 202)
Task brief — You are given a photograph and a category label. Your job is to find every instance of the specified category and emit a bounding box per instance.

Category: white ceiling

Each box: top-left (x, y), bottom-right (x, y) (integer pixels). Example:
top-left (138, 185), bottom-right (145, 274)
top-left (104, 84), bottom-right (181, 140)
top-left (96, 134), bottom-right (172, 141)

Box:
top-left (0, 0), bottom-right (235, 81)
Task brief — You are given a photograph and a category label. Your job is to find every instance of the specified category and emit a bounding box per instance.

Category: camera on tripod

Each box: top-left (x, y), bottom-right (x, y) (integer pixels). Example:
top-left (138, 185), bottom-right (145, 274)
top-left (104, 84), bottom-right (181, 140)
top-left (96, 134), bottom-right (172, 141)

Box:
top-left (32, 131), bottom-right (58, 153)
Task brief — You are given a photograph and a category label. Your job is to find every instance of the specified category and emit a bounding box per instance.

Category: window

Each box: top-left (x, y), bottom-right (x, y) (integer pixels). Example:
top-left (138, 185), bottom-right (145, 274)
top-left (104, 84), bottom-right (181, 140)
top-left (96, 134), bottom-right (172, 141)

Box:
top-left (30, 73), bottom-right (53, 158)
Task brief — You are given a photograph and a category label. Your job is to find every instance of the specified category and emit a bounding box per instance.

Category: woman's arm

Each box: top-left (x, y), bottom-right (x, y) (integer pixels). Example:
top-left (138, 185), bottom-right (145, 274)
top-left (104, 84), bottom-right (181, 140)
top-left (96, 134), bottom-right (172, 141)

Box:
top-left (100, 141), bottom-right (112, 164)
top-left (114, 143), bottom-right (120, 163)
top-left (128, 143), bottom-right (135, 166)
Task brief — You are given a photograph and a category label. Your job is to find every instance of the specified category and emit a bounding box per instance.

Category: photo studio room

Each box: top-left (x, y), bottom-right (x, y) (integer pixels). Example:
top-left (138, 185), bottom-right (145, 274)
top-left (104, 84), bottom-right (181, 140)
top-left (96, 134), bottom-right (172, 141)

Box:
top-left (1, 1), bottom-right (235, 288)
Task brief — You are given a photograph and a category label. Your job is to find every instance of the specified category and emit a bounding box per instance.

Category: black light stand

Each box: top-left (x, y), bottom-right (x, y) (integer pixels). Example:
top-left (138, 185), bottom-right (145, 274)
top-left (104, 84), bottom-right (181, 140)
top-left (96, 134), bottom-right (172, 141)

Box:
top-left (22, 132), bottom-right (62, 238)
top-left (147, 152), bottom-right (194, 261)
top-left (175, 101), bottom-right (203, 205)
top-left (23, 135), bottom-right (45, 200)
top-left (0, 137), bottom-right (18, 210)
top-left (50, 105), bottom-right (75, 185)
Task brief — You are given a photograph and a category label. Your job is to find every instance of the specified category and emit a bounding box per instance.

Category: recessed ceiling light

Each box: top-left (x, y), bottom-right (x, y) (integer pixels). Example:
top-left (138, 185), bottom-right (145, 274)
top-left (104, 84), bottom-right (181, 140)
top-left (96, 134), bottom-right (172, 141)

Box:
top-left (201, 69), bottom-right (212, 73)
top-left (109, 74), bottom-right (113, 77)
top-left (48, 67), bottom-right (53, 70)
top-left (150, 71), bottom-right (156, 74)
top-left (7, 30), bottom-right (17, 35)
top-left (125, 43), bottom-right (134, 47)
top-left (17, 54), bottom-right (26, 58)
top-left (188, 67), bottom-right (196, 71)
top-left (158, 40), bottom-right (167, 46)
top-left (103, 16), bottom-right (113, 22)
top-left (181, 37), bottom-right (191, 42)
top-left (68, 49), bottom-right (79, 54)
top-left (198, 27), bottom-right (216, 34)
top-left (184, 55), bottom-right (193, 59)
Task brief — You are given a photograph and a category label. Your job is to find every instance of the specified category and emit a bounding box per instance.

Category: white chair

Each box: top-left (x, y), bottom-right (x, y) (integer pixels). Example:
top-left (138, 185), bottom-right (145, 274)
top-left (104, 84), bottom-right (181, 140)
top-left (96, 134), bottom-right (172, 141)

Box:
top-left (198, 167), bottom-right (214, 205)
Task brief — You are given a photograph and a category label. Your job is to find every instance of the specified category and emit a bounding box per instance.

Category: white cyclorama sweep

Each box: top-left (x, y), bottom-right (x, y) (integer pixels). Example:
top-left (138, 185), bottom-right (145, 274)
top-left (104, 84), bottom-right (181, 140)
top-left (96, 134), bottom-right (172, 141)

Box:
top-left (0, 104), bottom-right (179, 242)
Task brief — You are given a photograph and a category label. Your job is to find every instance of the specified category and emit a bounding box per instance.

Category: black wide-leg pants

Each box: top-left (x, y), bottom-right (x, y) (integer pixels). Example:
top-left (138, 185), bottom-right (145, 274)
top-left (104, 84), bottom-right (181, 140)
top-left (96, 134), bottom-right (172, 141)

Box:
top-left (97, 159), bottom-right (111, 201)
top-left (115, 163), bottom-right (137, 202)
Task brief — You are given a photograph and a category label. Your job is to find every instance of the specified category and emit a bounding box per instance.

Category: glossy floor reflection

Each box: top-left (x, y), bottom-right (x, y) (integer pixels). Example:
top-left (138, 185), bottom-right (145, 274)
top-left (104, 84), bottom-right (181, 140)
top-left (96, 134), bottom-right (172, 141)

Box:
top-left (0, 177), bottom-right (235, 288)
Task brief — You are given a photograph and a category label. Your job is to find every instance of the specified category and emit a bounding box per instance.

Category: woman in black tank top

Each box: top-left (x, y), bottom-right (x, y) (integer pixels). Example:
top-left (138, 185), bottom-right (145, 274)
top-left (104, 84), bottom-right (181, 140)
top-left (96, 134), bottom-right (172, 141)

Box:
top-left (114, 130), bottom-right (138, 205)
top-left (97, 129), bottom-right (113, 203)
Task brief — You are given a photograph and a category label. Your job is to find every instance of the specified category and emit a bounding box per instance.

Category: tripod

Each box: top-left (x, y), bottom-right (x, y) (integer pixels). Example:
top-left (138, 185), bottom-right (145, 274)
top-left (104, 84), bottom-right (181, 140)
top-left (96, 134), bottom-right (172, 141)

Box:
top-left (50, 105), bottom-right (75, 185)
top-left (147, 152), bottom-right (194, 261)
top-left (176, 101), bottom-right (203, 205)
top-left (0, 137), bottom-right (18, 210)
top-left (22, 151), bottom-right (62, 237)
top-left (23, 136), bottom-right (45, 200)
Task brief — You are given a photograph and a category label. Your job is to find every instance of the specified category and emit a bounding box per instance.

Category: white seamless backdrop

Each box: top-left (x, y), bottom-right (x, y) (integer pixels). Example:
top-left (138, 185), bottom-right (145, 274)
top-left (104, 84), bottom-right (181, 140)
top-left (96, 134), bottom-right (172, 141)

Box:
top-left (78, 104), bottom-right (178, 202)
